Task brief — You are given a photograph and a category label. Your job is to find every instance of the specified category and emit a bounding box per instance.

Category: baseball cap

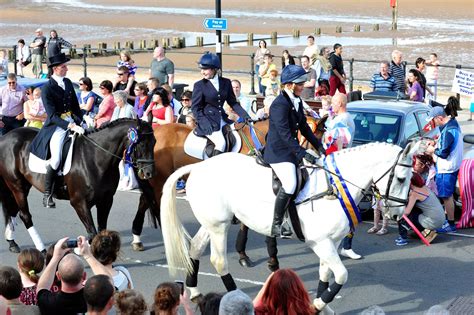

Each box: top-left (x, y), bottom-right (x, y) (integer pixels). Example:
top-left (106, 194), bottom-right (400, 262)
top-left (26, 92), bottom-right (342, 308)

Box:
top-left (426, 106), bottom-right (445, 121)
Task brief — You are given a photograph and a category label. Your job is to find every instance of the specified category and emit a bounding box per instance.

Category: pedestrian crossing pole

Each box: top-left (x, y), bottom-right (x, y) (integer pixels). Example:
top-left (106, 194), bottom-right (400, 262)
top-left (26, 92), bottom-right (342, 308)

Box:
top-left (216, 0), bottom-right (222, 76)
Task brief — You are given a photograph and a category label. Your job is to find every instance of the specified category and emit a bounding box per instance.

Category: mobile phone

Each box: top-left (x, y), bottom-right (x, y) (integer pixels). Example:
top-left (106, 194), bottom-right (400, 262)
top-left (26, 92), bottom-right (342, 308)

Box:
top-left (175, 280), bottom-right (184, 295)
top-left (66, 239), bottom-right (78, 248)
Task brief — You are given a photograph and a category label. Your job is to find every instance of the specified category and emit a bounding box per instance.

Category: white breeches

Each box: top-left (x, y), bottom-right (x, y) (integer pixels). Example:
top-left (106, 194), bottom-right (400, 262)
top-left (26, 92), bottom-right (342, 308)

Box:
top-left (49, 127), bottom-right (68, 170)
top-left (270, 162), bottom-right (297, 194)
top-left (207, 119), bottom-right (227, 152)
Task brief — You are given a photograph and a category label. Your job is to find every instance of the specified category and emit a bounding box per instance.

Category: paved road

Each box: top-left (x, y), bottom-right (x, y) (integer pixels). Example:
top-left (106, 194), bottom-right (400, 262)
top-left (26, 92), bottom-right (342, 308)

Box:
top-left (1, 188), bottom-right (473, 314)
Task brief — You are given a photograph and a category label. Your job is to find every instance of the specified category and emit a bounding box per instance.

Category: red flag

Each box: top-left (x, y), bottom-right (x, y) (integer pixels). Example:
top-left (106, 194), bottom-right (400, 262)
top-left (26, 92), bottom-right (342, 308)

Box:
top-left (390, 0), bottom-right (397, 7)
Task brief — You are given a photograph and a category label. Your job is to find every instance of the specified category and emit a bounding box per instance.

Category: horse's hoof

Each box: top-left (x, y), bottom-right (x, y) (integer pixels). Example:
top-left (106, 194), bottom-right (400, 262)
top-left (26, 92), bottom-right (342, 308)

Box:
top-left (8, 240), bottom-right (20, 253)
top-left (239, 256), bottom-right (254, 268)
top-left (267, 257), bottom-right (279, 272)
top-left (131, 242), bottom-right (144, 251)
top-left (190, 293), bottom-right (203, 304)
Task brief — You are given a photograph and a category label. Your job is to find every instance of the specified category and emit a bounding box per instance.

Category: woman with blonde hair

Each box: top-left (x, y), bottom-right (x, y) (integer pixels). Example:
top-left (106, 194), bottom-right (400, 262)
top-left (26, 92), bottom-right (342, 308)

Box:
top-left (17, 248), bottom-right (44, 305)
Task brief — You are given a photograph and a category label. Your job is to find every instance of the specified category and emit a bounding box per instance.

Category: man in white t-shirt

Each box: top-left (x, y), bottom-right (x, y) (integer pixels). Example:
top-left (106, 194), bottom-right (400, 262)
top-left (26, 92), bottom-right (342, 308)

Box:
top-left (303, 35), bottom-right (318, 65)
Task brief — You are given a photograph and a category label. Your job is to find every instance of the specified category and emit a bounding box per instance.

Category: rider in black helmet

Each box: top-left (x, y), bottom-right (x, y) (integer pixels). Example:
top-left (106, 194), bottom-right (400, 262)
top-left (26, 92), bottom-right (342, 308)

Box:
top-left (191, 52), bottom-right (252, 156)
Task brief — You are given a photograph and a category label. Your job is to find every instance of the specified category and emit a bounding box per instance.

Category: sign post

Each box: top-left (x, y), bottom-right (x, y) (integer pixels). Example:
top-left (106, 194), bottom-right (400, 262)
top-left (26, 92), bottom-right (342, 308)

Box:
top-left (216, 0), bottom-right (222, 74)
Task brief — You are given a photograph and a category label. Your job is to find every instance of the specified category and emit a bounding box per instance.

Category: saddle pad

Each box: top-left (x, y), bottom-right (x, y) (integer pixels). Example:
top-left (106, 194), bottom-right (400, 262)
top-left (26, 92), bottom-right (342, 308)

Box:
top-left (28, 134), bottom-right (76, 175)
top-left (294, 163), bottom-right (330, 204)
top-left (184, 125), bottom-right (242, 160)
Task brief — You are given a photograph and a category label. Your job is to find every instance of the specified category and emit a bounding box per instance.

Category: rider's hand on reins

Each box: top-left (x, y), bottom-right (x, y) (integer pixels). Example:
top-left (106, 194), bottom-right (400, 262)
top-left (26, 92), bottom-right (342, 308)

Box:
top-left (70, 124), bottom-right (85, 135)
top-left (304, 149), bottom-right (318, 164)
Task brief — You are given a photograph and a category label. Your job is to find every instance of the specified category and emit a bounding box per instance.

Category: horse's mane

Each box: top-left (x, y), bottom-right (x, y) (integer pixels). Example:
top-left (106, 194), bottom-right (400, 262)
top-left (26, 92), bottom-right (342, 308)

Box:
top-left (332, 142), bottom-right (397, 156)
top-left (84, 118), bottom-right (140, 135)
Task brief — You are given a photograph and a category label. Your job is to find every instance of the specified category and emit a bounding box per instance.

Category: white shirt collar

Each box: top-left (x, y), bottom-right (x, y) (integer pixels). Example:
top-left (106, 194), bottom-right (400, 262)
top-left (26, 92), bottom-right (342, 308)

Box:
top-left (284, 88), bottom-right (300, 111)
top-left (51, 74), bottom-right (64, 86)
top-left (209, 75), bottom-right (219, 91)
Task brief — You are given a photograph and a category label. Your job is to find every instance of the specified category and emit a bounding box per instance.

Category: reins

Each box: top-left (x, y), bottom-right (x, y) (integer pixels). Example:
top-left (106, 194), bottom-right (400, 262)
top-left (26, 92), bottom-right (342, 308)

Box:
top-left (78, 129), bottom-right (155, 172)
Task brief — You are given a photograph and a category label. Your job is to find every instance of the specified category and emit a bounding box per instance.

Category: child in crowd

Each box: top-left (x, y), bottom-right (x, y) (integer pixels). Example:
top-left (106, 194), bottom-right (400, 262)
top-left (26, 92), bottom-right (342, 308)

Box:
top-left (117, 50), bottom-right (137, 94)
top-left (24, 87), bottom-right (46, 129)
top-left (367, 197), bottom-right (389, 235)
top-left (262, 69), bottom-right (280, 97)
top-left (318, 95), bottom-right (333, 118)
top-left (17, 248), bottom-right (44, 305)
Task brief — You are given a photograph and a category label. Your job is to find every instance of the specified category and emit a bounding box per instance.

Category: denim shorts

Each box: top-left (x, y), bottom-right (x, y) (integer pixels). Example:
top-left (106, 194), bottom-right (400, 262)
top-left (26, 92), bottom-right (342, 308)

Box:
top-left (435, 171), bottom-right (458, 198)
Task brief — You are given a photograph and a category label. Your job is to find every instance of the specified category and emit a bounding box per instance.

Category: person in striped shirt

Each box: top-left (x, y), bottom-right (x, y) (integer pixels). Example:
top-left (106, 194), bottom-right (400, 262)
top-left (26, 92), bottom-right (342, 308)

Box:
top-left (370, 61), bottom-right (397, 92)
top-left (389, 50), bottom-right (406, 93)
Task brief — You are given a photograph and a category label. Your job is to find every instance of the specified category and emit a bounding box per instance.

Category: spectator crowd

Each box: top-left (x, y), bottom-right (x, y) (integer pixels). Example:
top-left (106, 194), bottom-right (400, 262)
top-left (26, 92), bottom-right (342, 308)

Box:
top-left (0, 28), bottom-right (470, 315)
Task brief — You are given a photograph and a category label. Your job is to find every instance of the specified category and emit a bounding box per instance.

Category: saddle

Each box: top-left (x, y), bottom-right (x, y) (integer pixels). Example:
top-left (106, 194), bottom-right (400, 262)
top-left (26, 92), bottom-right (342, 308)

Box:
top-left (184, 124), bottom-right (242, 160)
top-left (205, 125), bottom-right (237, 157)
top-left (255, 155), bottom-right (336, 242)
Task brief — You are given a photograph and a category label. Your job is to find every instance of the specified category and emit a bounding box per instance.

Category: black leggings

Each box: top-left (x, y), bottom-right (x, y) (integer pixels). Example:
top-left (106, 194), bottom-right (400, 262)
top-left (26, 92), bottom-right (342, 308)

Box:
top-left (398, 207), bottom-right (424, 239)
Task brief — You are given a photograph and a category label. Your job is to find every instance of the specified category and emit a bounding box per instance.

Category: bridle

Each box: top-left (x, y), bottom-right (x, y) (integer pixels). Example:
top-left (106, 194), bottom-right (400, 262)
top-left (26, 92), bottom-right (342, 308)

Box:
top-left (80, 127), bottom-right (155, 175)
top-left (372, 149), bottom-right (412, 208)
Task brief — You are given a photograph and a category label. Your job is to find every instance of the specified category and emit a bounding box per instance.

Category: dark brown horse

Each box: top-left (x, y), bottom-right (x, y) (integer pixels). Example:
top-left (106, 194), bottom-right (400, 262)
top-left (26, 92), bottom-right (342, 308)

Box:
top-left (1, 119), bottom-right (155, 253)
top-left (132, 116), bottom-right (326, 269)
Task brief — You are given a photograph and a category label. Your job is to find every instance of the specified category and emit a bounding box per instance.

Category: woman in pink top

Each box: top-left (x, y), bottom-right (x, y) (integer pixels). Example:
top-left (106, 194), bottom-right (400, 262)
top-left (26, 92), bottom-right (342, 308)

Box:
top-left (142, 87), bottom-right (173, 129)
top-left (94, 80), bottom-right (116, 128)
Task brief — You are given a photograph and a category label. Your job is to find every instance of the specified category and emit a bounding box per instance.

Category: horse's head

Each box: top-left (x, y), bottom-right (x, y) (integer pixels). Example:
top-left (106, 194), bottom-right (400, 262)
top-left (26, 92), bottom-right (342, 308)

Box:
top-left (127, 119), bottom-right (156, 180)
top-left (374, 140), bottom-right (428, 221)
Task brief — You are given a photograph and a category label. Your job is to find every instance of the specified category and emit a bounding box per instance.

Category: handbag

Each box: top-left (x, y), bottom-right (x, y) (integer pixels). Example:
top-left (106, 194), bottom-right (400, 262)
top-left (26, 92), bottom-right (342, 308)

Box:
top-left (22, 54), bottom-right (32, 67)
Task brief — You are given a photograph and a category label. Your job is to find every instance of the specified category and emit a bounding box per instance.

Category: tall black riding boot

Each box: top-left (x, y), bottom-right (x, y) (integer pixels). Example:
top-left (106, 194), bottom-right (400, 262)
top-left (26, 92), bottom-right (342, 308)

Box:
top-left (271, 189), bottom-right (293, 238)
top-left (43, 165), bottom-right (56, 208)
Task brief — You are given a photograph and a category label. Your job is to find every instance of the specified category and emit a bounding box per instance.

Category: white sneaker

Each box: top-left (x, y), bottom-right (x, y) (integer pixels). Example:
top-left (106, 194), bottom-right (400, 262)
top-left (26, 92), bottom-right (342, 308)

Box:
top-left (340, 248), bottom-right (362, 260)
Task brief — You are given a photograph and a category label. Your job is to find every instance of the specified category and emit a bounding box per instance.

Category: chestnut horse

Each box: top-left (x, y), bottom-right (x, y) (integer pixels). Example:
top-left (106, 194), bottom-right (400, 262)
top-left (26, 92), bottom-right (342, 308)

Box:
top-left (133, 117), bottom-right (326, 266)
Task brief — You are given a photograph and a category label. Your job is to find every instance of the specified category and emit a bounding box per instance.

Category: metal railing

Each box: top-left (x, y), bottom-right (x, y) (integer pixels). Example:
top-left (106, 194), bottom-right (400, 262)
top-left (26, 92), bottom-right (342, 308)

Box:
top-left (9, 44), bottom-right (474, 101)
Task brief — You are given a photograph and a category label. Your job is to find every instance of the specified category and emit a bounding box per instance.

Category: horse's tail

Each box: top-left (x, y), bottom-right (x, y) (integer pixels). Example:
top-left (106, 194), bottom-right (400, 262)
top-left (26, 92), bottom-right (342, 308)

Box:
top-left (160, 164), bottom-right (195, 276)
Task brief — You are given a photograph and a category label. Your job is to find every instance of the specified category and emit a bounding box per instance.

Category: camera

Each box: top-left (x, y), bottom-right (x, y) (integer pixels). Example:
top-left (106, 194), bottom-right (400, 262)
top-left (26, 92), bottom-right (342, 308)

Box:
top-left (175, 280), bottom-right (184, 295)
top-left (66, 239), bottom-right (78, 248)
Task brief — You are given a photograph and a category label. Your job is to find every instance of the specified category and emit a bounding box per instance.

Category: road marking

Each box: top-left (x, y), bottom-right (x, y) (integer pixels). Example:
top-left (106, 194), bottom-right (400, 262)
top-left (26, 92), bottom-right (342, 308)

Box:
top-left (123, 257), bottom-right (265, 285)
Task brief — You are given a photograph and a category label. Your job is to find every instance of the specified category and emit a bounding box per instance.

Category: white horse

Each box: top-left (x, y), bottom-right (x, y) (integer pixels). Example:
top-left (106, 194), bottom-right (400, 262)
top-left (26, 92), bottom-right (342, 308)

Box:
top-left (160, 141), bottom-right (425, 312)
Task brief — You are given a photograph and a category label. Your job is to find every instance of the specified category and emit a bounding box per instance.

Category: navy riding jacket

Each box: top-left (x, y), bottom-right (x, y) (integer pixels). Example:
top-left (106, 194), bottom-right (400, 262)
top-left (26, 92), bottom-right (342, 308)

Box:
top-left (30, 77), bottom-right (83, 160)
top-left (264, 90), bottom-right (321, 165)
top-left (191, 76), bottom-right (250, 136)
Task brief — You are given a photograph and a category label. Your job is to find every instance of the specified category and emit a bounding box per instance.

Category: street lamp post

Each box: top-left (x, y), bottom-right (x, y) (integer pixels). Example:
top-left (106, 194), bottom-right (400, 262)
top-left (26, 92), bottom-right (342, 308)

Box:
top-left (216, 0), bottom-right (222, 75)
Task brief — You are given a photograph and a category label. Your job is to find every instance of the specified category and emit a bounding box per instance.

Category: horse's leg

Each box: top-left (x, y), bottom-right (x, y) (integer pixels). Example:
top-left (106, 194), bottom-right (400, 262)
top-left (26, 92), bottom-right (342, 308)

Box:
top-left (186, 227), bottom-right (210, 301)
top-left (310, 238), bottom-right (347, 313)
top-left (9, 185), bottom-right (45, 252)
top-left (266, 236), bottom-right (279, 272)
top-left (235, 224), bottom-right (254, 268)
top-left (96, 193), bottom-right (114, 232)
top-left (209, 225), bottom-right (237, 292)
top-left (70, 198), bottom-right (97, 240)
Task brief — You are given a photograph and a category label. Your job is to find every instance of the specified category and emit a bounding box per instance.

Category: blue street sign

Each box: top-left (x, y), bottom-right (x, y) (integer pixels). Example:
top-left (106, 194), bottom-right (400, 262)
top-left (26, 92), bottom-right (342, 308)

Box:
top-left (203, 18), bottom-right (228, 31)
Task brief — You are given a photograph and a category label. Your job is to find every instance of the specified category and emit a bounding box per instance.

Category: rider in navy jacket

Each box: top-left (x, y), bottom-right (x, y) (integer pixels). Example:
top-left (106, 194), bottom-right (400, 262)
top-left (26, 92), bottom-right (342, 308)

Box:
top-left (191, 52), bottom-right (251, 156)
top-left (264, 65), bottom-right (325, 237)
top-left (30, 53), bottom-right (84, 208)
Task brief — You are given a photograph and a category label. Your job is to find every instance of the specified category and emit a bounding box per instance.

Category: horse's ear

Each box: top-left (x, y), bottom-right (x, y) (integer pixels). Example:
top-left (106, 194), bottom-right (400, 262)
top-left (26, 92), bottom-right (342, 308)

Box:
top-left (320, 114), bottom-right (329, 125)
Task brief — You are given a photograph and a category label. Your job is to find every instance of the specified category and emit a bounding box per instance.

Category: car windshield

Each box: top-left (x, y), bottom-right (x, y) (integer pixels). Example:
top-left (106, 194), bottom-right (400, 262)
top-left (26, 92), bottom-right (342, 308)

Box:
top-left (349, 111), bottom-right (401, 145)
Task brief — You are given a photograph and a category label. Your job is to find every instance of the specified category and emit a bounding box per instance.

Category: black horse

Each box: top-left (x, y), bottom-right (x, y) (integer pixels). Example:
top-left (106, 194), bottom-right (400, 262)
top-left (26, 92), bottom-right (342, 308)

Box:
top-left (0, 118), bottom-right (155, 253)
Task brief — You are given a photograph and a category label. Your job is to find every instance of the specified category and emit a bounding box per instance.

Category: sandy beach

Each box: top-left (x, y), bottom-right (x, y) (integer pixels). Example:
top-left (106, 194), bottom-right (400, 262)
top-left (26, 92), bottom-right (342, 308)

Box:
top-left (1, 0), bottom-right (473, 108)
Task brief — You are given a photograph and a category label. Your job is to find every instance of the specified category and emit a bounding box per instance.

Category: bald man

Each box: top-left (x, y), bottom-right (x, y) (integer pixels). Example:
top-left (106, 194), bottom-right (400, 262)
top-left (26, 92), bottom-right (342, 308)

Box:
top-left (37, 237), bottom-right (87, 314)
top-left (149, 46), bottom-right (175, 86)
